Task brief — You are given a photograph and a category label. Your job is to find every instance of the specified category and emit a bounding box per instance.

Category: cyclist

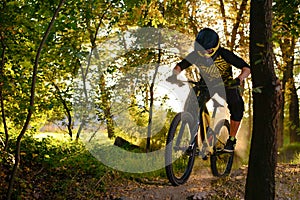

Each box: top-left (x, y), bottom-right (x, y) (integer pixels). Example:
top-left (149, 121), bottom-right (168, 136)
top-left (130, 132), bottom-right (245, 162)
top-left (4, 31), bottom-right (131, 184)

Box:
top-left (168, 28), bottom-right (251, 152)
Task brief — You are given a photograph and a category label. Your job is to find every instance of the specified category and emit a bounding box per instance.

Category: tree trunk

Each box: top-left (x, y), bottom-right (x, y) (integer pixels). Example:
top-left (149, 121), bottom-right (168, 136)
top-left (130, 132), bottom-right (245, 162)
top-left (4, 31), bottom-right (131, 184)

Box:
top-left (278, 37), bottom-right (298, 145)
top-left (6, 1), bottom-right (65, 199)
top-left (277, 94), bottom-right (284, 147)
top-left (81, 2), bottom-right (113, 139)
top-left (277, 39), bottom-right (289, 148)
top-left (219, 0), bottom-right (248, 50)
top-left (146, 4), bottom-right (164, 152)
top-left (146, 30), bottom-right (161, 152)
top-left (0, 35), bottom-right (9, 151)
top-left (99, 74), bottom-right (114, 139)
top-left (289, 79), bottom-right (300, 142)
top-left (229, 0), bottom-right (248, 51)
top-left (285, 37), bottom-right (300, 143)
top-left (245, 0), bottom-right (282, 199)
top-left (52, 82), bottom-right (73, 138)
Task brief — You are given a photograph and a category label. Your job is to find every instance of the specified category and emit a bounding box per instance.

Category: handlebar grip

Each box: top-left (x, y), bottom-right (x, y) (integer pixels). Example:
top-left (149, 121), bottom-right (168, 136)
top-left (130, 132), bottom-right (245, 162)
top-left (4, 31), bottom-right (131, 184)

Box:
top-left (234, 78), bottom-right (241, 86)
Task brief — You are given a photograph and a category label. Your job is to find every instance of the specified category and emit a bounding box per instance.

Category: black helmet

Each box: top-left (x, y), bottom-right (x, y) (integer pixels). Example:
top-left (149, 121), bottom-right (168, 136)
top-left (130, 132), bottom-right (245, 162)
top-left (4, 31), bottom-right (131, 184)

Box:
top-left (194, 28), bottom-right (220, 57)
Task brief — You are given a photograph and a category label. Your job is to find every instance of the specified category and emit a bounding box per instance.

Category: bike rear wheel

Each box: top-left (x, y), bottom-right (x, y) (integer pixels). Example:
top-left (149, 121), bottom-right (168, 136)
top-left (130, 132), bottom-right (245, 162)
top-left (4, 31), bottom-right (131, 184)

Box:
top-left (165, 112), bottom-right (196, 186)
top-left (210, 119), bottom-right (234, 177)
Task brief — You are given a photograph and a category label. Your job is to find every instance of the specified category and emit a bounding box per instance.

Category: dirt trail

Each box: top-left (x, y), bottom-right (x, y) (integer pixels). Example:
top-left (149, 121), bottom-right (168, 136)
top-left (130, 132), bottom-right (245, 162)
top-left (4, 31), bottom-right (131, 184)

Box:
top-left (103, 163), bottom-right (300, 200)
top-left (105, 163), bottom-right (218, 200)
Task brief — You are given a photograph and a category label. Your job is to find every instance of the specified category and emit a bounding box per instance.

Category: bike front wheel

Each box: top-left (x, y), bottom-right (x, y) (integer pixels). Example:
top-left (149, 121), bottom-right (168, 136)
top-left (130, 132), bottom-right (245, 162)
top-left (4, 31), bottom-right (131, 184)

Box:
top-left (165, 112), bottom-right (196, 186)
top-left (210, 119), bottom-right (234, 177)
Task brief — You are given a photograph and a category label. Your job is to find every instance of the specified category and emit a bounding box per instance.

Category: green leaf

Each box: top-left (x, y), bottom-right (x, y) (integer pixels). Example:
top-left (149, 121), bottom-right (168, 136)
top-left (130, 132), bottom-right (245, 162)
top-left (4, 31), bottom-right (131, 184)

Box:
top-left (253, 86), bottom-right (263, 93)
top-left (256, 43), bottom-right (265, 47)
top-left (254, 59), bottom-right (263, 65)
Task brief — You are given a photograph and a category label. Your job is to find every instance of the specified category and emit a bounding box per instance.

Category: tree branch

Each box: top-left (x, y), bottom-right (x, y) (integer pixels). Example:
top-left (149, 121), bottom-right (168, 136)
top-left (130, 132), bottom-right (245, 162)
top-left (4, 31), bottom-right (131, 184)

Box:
top-left (6, 0), bottom-right (66, 199)
top-left (219, 0), bottom-right (229, 46)
top-left (230, 0), bottom-right (248, 50)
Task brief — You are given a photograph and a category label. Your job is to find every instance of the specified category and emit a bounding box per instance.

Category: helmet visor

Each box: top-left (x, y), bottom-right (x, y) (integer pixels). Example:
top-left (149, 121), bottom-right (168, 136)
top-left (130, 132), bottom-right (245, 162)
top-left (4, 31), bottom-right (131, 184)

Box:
top-left (197, 41), bottom-right (220, 57)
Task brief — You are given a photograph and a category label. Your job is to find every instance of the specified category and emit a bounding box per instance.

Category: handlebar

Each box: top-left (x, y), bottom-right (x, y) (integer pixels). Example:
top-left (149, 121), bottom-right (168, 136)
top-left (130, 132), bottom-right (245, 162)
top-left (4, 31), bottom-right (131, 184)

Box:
top-left (166, 75), bottom-right (241, 89)
top-left (166, 75), bottom-right (230, 109)
top-left (166, 75), bottom-right (207, 88)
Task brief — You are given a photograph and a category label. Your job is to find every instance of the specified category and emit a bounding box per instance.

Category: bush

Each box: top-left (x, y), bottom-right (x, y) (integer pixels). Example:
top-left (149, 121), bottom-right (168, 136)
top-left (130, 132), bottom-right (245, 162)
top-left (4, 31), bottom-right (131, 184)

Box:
top-left (1, 131), bottom-right (168, 199)
top-left (278, 143), bottom-right (300, 163)
top-left (1, 133), bottom-right (112, 199)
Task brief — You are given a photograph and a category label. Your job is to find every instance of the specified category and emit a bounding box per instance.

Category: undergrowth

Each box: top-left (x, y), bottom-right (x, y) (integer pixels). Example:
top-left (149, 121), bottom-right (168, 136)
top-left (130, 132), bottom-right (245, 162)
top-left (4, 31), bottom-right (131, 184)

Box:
top-left (1, 132), bottom-right (299, 199)
top-left (0, 132), bottom-right (164, 200)
top-left (278, 142), bottom-right (300, 163)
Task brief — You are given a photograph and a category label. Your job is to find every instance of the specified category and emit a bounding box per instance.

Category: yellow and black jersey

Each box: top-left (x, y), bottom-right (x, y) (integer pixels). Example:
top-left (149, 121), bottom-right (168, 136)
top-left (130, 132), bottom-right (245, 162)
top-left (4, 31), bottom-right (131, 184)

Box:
top-left (177, 47), bottom-right (250, 84)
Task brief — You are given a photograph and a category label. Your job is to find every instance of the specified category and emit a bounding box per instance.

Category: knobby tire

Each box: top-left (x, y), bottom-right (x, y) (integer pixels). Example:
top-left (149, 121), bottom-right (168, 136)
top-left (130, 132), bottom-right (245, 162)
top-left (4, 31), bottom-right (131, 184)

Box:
top-left (210, 119), bottom-right (234, 177)
top-left (165, 112), bottom-right (196, 186)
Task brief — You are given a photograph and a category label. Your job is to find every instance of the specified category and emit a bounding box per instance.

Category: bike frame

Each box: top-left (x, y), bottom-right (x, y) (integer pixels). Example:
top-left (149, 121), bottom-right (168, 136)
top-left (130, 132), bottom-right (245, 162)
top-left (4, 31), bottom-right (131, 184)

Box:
top-left (190, 84), bottom-right (224, 157)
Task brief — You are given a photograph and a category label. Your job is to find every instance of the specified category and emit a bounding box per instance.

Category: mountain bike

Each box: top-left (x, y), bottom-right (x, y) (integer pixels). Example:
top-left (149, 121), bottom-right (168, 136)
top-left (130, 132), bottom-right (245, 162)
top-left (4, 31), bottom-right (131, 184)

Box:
top-left (165, 79), bottom-right (234, 186)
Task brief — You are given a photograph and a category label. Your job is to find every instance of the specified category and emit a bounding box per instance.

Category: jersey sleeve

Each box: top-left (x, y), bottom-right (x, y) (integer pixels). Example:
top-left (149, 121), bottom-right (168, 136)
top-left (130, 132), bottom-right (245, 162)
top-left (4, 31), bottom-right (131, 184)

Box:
top-left (220, 48), bottom-right (250, 69)
top-left (177, 51), bottom-right (198, 70)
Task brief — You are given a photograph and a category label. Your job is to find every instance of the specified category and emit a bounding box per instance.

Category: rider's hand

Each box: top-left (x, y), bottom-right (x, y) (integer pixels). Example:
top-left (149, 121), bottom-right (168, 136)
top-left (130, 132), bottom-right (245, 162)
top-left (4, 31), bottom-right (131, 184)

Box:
top-left (166, 74), bottom-right (177, 83)
top-left (234, 77), bottom-right (241, 86)
top-left (166, 75), bottom-right (184, 87)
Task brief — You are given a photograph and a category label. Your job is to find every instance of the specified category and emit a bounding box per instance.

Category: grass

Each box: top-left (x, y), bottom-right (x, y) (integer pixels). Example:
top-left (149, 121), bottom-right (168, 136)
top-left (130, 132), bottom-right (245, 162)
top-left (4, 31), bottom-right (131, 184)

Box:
top-left (291, 152), bottom-right (300, 164)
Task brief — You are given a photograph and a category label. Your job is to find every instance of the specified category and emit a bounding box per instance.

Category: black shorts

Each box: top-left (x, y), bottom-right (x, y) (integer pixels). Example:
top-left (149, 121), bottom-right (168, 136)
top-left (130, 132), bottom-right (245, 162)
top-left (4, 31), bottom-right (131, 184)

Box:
top-left (225, 88), bottom-right (244, 121)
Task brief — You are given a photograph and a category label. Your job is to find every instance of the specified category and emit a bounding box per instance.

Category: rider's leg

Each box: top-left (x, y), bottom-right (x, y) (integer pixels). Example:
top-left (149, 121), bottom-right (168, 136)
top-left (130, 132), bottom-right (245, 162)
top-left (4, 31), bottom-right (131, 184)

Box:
top-left (224, 88), bottom-right (244, 152)
top-left (223, 121), bottom-right (238, 152)
top-left (226, 88), bottom-right (244, 138)
top-left (230, 120), bottom-right (240, 138)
